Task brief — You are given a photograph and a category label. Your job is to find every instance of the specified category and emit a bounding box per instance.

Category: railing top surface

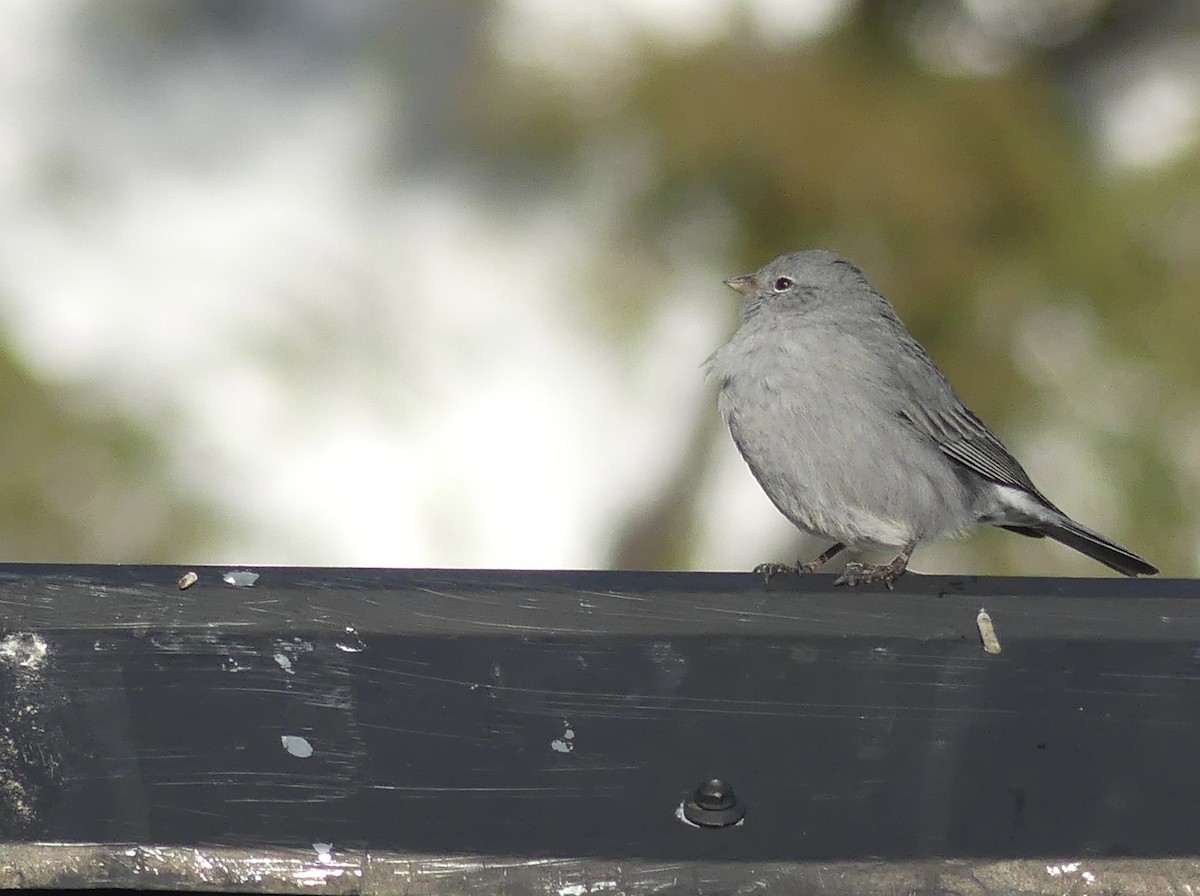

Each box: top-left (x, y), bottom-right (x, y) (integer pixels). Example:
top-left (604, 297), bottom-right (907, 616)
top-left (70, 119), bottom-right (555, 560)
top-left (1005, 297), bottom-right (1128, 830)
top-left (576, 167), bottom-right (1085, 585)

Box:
top-left (0, 564), bottom-right (1190, 639)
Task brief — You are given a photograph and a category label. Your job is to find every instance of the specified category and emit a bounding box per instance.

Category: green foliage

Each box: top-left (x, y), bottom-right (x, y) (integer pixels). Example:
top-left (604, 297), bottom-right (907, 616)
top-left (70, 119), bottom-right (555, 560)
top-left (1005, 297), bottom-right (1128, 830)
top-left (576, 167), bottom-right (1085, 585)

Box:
top-left (0, 349), bottom-right (215, 561)
top-left (468, 10), bottom-right (1189, 575)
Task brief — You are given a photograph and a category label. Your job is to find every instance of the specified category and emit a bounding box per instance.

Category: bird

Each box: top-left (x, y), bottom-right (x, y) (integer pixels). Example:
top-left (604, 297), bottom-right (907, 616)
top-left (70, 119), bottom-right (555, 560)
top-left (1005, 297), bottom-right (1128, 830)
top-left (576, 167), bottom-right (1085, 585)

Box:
top-left (705, 249), bottom-right (1158, 587)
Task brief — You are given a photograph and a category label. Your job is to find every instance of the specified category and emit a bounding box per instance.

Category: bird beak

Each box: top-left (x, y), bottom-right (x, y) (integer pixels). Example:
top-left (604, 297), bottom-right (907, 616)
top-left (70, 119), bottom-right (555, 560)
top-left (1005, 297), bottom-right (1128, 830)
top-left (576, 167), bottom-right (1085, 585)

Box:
top-left (724, 274), bottom-right (757, 297)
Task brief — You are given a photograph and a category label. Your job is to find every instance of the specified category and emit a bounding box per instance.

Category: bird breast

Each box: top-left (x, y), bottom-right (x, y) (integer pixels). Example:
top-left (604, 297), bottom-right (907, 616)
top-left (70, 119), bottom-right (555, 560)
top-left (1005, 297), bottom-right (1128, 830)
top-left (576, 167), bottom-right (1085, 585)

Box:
top-left (709, 319), bottom-right (977, 547)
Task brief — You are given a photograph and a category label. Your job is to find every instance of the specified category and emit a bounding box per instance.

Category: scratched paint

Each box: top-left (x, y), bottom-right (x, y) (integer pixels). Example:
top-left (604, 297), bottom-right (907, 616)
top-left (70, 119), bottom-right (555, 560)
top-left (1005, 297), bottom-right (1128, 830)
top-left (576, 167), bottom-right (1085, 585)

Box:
top-left (87, 844), bottom-right (366, 890)
top-left (293, 865), bottom-right (348, 886)
top-left (222, 570), bottom-right (259, 587)
top-left (550, 721), bottom-right (575, 754)
top-left (280, 735), bottom-right (313, 758)
top-left (1, 843), bottom-right (1193, 893)
top-left (272, 638), bottom-right (314, 676)
top-left (649, 640), bottom-right (686, 691)
top-left (559, 883), bottom-right (617, 895)
top-left (335, 627), bottom-right (365, 653)
top-left (0, 631), bottom-right (62, 835)
top-left (0, 633), bottom-right (48, 671)
top-left (274, 638), bottom-right (314, 656)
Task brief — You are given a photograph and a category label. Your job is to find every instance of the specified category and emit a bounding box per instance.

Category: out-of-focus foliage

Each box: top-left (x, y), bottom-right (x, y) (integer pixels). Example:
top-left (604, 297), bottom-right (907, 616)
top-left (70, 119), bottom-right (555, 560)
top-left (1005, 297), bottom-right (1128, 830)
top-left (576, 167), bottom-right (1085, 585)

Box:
top-left (466, 0), bottom-right (1197, 574)
top-left (0, 348), bottom-right (214, 561)
top-left (0, 0), bottom-right (1195, 575)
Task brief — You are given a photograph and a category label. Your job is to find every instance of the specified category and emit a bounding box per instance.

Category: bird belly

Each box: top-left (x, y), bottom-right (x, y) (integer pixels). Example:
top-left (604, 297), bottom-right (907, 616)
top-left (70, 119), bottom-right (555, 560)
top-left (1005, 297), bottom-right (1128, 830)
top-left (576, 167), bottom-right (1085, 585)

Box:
top-left (719, 380), bottom-right (973, 549)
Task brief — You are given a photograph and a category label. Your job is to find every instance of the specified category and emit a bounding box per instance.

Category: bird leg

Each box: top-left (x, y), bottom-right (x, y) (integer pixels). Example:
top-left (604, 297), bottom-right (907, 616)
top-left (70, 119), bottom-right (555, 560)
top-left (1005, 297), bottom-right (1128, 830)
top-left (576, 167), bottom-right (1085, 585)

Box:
top-left (834, 541), bottom-right (916, 590)
top-left (801, 541), bottom-right (848, 572)
top-left (754, 542), bottom-right (846, 583)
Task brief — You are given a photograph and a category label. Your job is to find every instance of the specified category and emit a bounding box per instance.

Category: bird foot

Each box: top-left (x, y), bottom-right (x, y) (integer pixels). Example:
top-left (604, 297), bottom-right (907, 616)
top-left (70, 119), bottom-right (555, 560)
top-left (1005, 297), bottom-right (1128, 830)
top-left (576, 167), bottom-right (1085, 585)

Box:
top-left (834, 558), bottom-right (908, 589)
top-left (753, 557), bottom-right (829, 584)
top-left (754, 543), bottom-right (847, 584)
top-left (753, 562), bottom-right (798, 583)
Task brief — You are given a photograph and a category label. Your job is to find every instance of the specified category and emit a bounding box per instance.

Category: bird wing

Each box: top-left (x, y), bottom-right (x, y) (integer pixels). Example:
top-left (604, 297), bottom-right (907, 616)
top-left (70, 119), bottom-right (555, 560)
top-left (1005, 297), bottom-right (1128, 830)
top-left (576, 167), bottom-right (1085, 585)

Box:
top-left (899, 397), bottom-right (1055, 504)
top-left (873, 320), bottom-right (1052, 503)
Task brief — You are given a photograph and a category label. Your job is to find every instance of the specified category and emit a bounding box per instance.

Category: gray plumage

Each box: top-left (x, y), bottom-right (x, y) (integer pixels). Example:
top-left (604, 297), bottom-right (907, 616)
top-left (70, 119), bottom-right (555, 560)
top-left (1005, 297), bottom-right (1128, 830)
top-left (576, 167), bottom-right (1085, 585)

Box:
top-left (706, 249), bottom-right (1157, 586)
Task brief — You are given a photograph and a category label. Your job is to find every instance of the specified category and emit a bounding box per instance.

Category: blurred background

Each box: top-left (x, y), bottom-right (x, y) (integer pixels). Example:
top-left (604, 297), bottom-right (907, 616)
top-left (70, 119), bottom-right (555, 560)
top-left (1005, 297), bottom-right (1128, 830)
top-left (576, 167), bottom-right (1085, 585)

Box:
top-left (1, 0), bottom-right (1196, 576)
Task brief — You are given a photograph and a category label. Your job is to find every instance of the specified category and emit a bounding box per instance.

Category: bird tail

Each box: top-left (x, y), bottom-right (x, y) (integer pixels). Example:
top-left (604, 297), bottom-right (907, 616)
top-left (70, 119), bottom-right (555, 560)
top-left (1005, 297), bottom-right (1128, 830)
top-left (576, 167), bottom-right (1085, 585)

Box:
top-left (1037, 516), bottom-right (1158, 577)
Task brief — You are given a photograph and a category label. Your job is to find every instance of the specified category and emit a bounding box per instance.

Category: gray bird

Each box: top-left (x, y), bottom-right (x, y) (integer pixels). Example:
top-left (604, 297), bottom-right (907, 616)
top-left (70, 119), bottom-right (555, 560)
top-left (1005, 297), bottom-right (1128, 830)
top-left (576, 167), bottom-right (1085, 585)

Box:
top-left (706, 249), bottom-right (1158, 586)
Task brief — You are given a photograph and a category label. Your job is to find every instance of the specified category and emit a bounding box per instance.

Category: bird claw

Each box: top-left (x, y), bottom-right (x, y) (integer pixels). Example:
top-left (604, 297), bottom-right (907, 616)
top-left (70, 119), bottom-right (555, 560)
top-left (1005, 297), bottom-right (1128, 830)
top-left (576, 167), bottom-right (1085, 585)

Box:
top-left (834, 560), bottom-right (905, 589)
top-left (753, 562), bottom-right (799, 583)
top-left (755, 550), bottom-right (842, 584)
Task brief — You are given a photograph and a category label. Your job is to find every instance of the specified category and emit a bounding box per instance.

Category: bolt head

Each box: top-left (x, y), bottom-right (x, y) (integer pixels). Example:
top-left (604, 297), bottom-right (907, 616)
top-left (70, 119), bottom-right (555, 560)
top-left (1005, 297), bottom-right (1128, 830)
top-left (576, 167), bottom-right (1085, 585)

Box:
top-left (683, 778), bottom-right (745, 828)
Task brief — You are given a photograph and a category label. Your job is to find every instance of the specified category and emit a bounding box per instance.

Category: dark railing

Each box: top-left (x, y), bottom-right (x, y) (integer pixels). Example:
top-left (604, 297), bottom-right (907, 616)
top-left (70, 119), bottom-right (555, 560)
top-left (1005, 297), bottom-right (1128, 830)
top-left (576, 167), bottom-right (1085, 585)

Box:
top-left (0, 565), bottom-right (1196, 893)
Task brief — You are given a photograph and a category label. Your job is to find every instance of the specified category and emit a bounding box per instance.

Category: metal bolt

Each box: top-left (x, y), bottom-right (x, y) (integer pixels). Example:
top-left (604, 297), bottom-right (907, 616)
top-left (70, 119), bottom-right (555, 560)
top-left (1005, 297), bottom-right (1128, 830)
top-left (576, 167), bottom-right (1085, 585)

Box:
top-left (682, 778), bottom-right (745, 828)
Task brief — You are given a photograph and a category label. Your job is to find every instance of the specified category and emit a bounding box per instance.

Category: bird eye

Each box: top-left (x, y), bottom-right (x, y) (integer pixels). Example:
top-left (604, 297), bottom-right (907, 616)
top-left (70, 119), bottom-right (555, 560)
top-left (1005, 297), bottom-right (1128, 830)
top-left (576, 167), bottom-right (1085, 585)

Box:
top-left (773, 277), bottom-right (793, 291)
